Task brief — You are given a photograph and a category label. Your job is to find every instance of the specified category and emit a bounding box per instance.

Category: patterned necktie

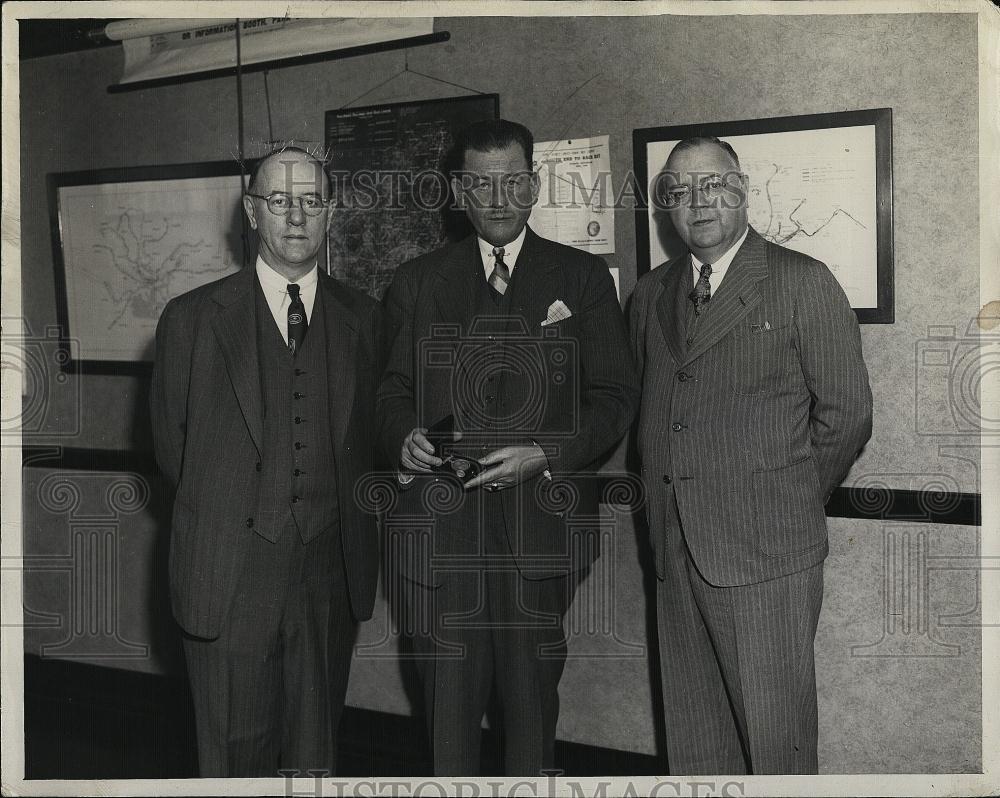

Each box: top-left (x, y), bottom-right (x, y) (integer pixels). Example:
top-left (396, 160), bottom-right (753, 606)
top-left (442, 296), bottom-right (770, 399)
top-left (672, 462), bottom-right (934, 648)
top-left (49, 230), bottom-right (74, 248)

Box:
top-left (287, 283), bottom-right (308, 356)
top-left (689, 262), bottom-right (713, 315)
top-left (489, 247), bottom-right (510, 296)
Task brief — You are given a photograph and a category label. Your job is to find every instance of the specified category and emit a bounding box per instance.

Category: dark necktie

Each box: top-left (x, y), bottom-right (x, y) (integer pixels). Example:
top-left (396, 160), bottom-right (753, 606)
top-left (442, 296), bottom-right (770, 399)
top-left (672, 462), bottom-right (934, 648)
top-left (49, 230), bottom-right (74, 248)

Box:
top-left (689, 262), bottom-right (713, 315)
top-left (489, 247), bottom-right (510, 297)
top-left (287, 283), bottom-right (308, 356)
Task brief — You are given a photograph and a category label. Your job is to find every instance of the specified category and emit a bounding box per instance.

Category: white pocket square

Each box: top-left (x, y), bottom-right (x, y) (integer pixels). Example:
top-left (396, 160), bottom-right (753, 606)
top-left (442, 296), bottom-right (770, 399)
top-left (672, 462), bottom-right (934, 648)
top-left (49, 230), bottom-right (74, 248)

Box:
top-left (541, 299), bottom-right (572, 326)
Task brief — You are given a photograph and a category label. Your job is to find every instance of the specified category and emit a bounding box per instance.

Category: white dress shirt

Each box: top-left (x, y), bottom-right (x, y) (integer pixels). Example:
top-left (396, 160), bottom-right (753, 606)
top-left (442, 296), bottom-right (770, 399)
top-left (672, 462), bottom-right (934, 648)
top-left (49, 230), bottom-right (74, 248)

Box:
top-left (478, 226), bottom-right (527, 280)
top-left (255, 256), bottom-right (319, 345)
top-left (691, 227), bottom-right (749, 294)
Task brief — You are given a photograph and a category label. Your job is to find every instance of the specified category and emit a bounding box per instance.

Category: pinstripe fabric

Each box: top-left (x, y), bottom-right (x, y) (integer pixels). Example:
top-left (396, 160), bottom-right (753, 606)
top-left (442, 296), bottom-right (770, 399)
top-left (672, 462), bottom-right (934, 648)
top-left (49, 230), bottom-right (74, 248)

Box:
top-left (378, 230), bottom-right (640, 581)
top-left (255, 285), bottom-right (340, 544)
top-left (403, 553), bottom-right (578, 775)
top-left (630, 227), bottom-right (872, 775)
top-left (656, 538), bottom-right (823, 774)
top-left (182, 519), bottom-right (355, 776)
top-left (629, 228), bottom-right (872, 586)
top-left (378, 229), bottom-right (636, 774)
top-left (151, 267), bottom-right (383, 639)
top-left (151, 266), bottom-right (383, 776)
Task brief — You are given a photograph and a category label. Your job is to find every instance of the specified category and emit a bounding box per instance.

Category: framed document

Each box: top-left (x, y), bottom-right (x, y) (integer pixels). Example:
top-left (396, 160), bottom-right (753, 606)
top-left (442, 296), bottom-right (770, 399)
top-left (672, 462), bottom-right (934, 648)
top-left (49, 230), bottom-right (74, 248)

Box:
top-left (47, 161), bottom-right (247, 373)
top-left (325, 93), bottom-right (499, 300)
top-left (633, 108), bottom-right (894, 323)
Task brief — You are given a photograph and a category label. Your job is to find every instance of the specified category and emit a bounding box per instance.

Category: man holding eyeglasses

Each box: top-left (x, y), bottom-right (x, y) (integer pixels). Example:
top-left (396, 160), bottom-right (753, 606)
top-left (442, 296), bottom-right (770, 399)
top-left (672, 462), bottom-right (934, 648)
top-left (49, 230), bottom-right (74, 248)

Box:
top-left (377, 119), bottom-right (638, 774)
top-left (629, 136), bottom-right (872, 774)
top-left (151, 146), bottom-right (382, 777)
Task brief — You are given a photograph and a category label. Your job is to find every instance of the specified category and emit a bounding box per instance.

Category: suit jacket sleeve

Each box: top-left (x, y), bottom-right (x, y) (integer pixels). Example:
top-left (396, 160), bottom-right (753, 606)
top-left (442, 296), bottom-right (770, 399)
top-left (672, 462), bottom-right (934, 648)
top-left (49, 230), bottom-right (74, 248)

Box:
top-left (628, 278), bottom-right (648, 382)
top-left (539, 257), bottom-right (641, 475)
top-left (150, 297), bottom-right (191, 490)
top-left (376, 265), bottom-right (421, 468)
top-left (794, 260), bottom-right (873, 499)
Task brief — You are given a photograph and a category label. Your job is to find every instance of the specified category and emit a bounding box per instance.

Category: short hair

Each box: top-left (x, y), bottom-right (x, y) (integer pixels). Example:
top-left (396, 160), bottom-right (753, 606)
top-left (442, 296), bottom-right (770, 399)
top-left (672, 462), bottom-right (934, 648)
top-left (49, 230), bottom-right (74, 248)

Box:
top-left (450, 119), bottom-right (534, 173)
top-left (247, 145), bottom-right (330, 195)
top-left (668, 136), bottom-right (741, 170)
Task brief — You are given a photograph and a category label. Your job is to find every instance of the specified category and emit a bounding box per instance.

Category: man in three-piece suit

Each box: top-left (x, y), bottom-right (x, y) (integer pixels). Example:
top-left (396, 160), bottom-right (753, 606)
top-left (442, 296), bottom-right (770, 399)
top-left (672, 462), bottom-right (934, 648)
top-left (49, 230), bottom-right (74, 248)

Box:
top-left (629, 136), bottom-right (872, 774)
top-left (151, 147), bottom-right (381, 777)
top-left (377, 119), bottom-right (639, 774)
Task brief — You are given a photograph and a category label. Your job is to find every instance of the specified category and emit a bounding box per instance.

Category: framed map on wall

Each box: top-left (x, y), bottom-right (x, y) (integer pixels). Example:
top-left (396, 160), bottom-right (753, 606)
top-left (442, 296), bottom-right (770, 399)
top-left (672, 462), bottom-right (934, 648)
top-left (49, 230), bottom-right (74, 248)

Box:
top-left (633, 108), bottom-right (894, 323)
top-left (47, 161), bottom-right (247, 373)
top-left (325, 93), bottom-right (499, 300)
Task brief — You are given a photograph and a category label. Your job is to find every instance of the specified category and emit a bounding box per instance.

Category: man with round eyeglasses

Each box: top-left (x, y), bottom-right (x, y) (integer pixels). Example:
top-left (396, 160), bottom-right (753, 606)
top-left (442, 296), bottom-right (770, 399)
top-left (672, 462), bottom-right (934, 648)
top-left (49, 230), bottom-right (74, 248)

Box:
top-left (630, 136), bottom-right (872, 774)
top-left (151, 146), bottom-right (382, 777)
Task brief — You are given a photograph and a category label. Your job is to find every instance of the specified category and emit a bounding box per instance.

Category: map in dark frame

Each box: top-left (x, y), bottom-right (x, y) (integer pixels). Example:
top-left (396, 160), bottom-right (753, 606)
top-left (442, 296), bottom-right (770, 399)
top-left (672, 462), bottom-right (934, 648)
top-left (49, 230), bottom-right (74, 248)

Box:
top-left (324, 94), bottom-right (499, 300)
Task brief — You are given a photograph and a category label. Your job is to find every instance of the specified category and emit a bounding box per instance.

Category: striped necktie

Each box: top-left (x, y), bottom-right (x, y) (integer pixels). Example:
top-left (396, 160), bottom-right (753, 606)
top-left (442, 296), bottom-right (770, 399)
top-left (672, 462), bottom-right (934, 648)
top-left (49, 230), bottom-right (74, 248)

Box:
top-left (489, 247), bottom-right (510, 296)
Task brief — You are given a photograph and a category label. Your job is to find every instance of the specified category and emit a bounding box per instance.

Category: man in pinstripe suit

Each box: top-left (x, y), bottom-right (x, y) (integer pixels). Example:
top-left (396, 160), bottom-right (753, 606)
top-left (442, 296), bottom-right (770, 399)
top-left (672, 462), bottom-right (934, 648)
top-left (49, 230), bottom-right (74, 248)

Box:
top-left (378, 120), bottom-right (638, 774)
top-left (151, 147), bottom-right (382, 776)
top-left (630, 137), bottom-right (872, 774)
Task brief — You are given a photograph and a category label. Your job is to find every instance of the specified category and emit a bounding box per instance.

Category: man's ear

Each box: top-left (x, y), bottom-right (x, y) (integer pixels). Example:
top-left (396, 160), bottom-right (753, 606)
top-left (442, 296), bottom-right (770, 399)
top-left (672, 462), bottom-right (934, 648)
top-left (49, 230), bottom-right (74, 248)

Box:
top-left (242, 195), bottom-right (258, 229)
top-left (528, 169), bottom-right (541, 206)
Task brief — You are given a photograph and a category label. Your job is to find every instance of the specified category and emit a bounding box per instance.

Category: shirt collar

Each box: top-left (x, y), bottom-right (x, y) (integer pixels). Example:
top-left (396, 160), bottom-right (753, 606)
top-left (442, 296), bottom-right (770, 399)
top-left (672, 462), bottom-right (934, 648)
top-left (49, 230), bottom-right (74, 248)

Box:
top-left (478, 226), bottom-right (528, 274)
top-left (691, 226), bottom-right (749, 285)
top-left (255, 255), bottom-right (319, 294)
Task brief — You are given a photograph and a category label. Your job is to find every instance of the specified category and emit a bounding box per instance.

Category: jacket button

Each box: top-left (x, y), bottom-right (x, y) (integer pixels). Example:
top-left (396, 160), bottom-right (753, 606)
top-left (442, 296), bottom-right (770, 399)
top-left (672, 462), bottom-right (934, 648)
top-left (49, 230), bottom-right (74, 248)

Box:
top-left (245, 518), bottom-right (254, 528)
top-left (662, 475), bottom-right (672, 484)
top-left (291, 495), bottom-right (300, 503)
top-left (671, 422), bottom-right (683, 432)
top-left (677, 372), bottom-right (688, 382)
top-left (255, 462), bottom-right (262, 472)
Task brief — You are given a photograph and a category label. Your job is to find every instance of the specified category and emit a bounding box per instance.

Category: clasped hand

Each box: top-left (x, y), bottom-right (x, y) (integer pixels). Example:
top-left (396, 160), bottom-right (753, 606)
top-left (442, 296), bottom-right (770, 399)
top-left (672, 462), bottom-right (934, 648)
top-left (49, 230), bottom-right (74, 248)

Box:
top-left (400, 428), bottom-right (548, 490)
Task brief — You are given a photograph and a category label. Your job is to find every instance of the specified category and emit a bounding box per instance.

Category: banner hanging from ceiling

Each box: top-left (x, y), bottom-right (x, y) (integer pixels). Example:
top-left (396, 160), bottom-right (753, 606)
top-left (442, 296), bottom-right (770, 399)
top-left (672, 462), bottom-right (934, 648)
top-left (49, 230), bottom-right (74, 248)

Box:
top-left (106, 17), bottom-right (435, 85)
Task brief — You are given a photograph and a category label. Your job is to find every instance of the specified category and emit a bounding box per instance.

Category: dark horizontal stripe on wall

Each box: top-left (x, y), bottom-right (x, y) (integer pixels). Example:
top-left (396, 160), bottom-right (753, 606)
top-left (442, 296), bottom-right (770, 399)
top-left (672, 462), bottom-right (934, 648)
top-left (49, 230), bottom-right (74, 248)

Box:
top-left (22, 446), bottom-right (159, 474)
top-left (826, 486), bottom-right (981, 527)
top-left (21, 448), bottom-right (981, 527)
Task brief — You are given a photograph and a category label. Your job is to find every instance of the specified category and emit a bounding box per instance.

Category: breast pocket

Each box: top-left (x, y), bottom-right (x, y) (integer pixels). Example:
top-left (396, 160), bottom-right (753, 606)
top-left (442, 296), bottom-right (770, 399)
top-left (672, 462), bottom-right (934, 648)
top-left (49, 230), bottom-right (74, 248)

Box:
top-left (539, 314), bottom-right (580, 340)
top-left (730, 321), bottom-right (794, 395)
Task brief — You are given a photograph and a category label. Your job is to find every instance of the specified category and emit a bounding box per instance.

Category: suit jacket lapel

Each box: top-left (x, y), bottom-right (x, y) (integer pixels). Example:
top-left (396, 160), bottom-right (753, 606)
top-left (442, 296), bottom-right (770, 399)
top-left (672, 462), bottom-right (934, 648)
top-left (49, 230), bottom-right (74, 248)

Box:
top-left (210, 268), bottom-right (264, 454)
top-left (319, 273), bottom-right (359, 452)
top-left (655, 254), bottom-right (691, 366)
top-left (432, 235), bottom-right (482, 333)
top-left (684, 227), bottom-right (768, 364)
top-left (509, 228), bottom-right (561, 332)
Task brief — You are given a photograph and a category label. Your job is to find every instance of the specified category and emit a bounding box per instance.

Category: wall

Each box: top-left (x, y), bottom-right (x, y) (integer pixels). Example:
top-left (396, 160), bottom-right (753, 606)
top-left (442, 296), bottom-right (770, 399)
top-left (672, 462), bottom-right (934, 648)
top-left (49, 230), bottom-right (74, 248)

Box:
top-left (19, 12), bottom-right (983, 772)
